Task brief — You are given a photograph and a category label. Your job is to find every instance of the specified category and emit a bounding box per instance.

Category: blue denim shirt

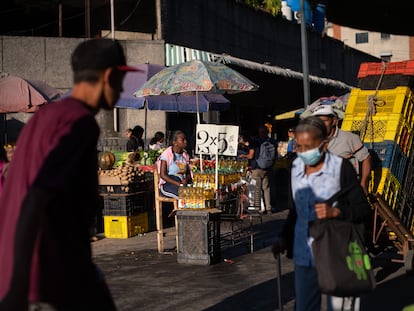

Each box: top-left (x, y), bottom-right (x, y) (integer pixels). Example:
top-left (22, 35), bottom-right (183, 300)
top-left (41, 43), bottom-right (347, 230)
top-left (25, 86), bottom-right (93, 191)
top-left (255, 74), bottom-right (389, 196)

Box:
top-left (291, 152), bottom-right (342, 267)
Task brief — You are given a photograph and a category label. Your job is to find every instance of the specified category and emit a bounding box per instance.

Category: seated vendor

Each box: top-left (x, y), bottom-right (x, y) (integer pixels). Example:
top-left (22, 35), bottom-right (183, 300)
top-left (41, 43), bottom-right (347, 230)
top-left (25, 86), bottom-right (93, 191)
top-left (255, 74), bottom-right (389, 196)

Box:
top-left (158, 130), bottom-right (191, 198)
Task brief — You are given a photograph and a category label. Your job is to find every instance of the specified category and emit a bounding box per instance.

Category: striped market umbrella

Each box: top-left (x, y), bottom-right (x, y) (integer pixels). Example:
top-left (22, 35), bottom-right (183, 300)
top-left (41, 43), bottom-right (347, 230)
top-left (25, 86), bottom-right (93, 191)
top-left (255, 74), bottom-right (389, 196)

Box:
top-left (133, 59), bottom-right (258, 124)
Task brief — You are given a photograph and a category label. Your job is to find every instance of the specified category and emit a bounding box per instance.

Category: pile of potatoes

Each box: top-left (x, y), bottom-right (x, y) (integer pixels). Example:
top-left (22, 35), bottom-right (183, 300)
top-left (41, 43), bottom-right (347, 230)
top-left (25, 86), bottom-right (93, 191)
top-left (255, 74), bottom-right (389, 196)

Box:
top-left (99, 163), bottom-right (145, 185)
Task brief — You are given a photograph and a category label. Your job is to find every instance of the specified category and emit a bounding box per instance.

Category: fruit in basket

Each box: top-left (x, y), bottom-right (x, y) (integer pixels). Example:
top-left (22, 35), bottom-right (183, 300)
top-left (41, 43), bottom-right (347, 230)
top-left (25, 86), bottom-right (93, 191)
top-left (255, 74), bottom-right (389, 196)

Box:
top-left (98, 151), bottom-right (115, 170)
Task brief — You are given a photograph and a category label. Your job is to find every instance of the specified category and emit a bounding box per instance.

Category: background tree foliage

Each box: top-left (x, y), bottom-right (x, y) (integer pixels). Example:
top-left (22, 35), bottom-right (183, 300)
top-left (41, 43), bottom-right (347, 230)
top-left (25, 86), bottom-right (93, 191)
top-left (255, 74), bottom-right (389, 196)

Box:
top-left (240, 0), bottom-right (282, 16)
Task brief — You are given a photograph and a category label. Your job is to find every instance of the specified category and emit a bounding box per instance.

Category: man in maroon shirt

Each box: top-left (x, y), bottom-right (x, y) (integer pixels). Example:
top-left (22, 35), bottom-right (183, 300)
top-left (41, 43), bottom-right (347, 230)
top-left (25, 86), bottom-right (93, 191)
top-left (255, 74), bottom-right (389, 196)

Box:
top-left (0, 39), bottom-right (138, 311)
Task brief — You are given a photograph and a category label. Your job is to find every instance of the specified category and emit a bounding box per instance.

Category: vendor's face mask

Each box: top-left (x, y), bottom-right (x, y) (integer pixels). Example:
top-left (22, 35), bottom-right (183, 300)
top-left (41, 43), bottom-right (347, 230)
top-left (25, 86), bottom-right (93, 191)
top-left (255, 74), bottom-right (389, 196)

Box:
top-left (297, 142), bottom-right (324, 166)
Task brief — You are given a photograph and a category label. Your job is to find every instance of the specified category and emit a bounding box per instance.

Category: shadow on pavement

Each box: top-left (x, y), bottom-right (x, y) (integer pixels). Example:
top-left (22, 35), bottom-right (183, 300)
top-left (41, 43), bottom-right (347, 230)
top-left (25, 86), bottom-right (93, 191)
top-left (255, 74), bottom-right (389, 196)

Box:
top-left (361, 272), bottom-right (414, 310)
top-left (202, 272), bottom-right (295, 311)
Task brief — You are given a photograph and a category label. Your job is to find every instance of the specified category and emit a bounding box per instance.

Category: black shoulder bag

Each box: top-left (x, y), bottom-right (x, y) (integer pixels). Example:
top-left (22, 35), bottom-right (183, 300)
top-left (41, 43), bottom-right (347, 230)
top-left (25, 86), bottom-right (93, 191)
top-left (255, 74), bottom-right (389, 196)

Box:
top-left (308, 184), bottom-right (376, 297)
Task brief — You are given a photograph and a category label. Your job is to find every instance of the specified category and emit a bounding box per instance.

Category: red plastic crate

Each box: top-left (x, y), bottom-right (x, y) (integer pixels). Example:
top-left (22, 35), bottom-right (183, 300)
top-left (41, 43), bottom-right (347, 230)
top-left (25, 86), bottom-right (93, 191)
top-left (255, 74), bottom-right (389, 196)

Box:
top-left (358, 60), bottom-right (414, 78)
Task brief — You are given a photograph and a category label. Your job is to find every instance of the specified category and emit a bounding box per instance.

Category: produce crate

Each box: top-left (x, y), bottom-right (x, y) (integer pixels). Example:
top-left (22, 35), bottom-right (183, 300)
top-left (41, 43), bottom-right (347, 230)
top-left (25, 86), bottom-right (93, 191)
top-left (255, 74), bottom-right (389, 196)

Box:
top-left (358, 74), bottom-right (414, 91)
top-left (403, 161), bottom-right (414, 193)
top-left (370, 168), bottom-right (401, 211)
top-left (366, 141), bottom-right (408, 183)
top-left (345, 87), bottom-right (414, 116)
top-left (341, 114), bottom-right (413, 156)
top-left (246, 176), bottom-right (262, 211)
top-left (357, 60), bottom-right (414, 78)
top-left (176, 209), bottom-right (221, 265)
top-left (218, 198), bottom-right (239, 219)
top-left (103, 192), bottom-right (148, 216)
top-left (104, 213), bottom-right (149, 239)
top-left (98, 181), bottom-right (146, 194)
top-left (395, 194), bottom-right (414, 231)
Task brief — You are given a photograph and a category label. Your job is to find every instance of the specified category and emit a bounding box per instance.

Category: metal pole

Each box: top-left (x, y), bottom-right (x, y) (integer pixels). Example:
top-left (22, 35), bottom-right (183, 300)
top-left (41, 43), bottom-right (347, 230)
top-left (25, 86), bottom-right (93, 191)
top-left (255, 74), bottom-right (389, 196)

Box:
top-left (196, 90), bottom-right (201, 124)
top-left (155, 0), bottom-right (162, 40)
top-left (110, 0), bottom-right (115, 39)
top-left (144, 101), bottom-right (148, 150)
top-left (300, 0), bottom-right (310, 108)
top-left (85, 0), bottom-right (91, 38)
top-left (58, 2), bottom-right (62, 37)
top-left (110, 0), bottom-right (118, 132)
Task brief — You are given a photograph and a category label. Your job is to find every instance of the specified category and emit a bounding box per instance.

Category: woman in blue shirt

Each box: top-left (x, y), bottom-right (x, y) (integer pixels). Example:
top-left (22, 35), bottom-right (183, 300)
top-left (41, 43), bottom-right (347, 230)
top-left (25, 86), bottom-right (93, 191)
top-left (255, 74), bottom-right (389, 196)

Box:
top-left (272, 116), bottom-right (369, 311)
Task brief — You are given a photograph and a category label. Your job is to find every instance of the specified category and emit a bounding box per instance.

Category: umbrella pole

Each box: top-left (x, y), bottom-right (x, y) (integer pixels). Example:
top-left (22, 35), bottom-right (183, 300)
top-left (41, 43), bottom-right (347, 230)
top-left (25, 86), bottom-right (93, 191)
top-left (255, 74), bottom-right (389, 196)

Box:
top-left (144, 101), bottom-right (148, 151)
top-left (196, 91), bottom-right (201, 124)
top-left (3, 113), bottom-right (7, 144)
top-left (215, 147), bottom-right (219, 193)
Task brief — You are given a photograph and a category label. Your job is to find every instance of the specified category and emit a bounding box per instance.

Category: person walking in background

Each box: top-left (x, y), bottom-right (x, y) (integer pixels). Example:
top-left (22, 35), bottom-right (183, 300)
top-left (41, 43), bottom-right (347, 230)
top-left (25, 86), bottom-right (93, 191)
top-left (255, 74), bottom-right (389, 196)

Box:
top-left (0, 146), bottom-right (8, 193)
top-left (286, 127), bottom-right (297, 160)
top-left (149, 131), bottom-right (165, 150)
top-left (0, 143), bottom-right (15, 189)
top-left (4, 142), bottom-right (16, 163)
top-left (0, 38), bottom-right (138, 311)
top-left (125, 128), bottom-right (140, 152)
top-left (244, 124), bottom-right (277, 214)
top-left (237, 131), bottom-right (253, 161)
top-left (132, 125), bottom-right (145, 151)
top-left (272, 116), bottom-right (370, 311)
top-left (312, 105), bottom-right (371, 195)
top-left (157, 130), bottom-right (191, 199)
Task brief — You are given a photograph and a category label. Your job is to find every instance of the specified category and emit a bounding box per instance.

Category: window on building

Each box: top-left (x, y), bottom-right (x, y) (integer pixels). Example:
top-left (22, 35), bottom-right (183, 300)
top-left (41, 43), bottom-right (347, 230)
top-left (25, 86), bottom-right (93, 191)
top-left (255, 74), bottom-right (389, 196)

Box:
top-left (355, 32), bottom-right (369, 44)
top-left (381, 33), bottom-right (391, 40)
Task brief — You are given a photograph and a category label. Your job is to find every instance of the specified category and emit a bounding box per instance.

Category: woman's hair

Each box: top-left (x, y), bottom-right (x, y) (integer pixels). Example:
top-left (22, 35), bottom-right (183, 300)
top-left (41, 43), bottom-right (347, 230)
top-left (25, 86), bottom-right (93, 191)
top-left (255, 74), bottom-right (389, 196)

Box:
top-left (169, 130), bottom-right (185, 146)
top-left (295, 116), bottom-right (328, 140)
top-left (132, 125), bottom-right (144, 138)
top-left (239, 130), bottom-right (251, 144)
top-left (150, 131), bottom-right (164, 145)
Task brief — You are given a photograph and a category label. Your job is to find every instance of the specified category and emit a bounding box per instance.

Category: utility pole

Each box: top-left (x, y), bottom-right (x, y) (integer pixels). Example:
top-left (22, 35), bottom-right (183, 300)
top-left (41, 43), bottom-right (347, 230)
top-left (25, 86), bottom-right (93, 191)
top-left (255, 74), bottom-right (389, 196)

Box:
top-left (300, 0), bottom-right (310, 108)
top-left (85, 0), bottom-right (91, 38)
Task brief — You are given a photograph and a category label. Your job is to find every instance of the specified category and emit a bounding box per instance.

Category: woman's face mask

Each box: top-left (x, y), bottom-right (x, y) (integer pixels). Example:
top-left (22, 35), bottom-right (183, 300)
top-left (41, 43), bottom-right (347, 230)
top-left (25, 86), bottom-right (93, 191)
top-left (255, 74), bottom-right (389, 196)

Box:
top-left (297, 142), bottom-right (325, 166)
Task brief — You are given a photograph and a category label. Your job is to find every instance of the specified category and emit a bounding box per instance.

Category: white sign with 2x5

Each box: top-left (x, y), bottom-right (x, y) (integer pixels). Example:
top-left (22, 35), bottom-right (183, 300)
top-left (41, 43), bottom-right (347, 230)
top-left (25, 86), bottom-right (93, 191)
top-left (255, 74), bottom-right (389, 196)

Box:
top-left (196, 124), bottom-right (239, 157)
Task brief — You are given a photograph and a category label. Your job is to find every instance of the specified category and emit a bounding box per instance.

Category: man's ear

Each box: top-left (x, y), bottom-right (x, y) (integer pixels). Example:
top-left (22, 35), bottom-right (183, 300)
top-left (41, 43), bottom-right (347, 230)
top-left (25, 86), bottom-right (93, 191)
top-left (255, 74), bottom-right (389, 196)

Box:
top-left (102, 67), bottom-right (113, 84)
top-left (322, 139), bottom-right (329, 151)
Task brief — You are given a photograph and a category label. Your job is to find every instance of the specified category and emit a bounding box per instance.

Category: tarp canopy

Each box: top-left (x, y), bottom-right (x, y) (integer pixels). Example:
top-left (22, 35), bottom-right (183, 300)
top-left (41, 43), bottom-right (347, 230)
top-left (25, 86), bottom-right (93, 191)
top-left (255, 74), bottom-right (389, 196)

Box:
top-left (274, 108), bottom-right (304, 120)
top-left (0, 74), bottom-right (60, 113)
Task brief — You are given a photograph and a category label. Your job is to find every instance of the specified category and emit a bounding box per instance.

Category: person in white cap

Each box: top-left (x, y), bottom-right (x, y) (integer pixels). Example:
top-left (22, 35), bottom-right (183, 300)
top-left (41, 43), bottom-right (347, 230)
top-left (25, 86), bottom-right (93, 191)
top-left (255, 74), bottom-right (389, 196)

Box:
top-left (312, 104), bottom-right (371, 195)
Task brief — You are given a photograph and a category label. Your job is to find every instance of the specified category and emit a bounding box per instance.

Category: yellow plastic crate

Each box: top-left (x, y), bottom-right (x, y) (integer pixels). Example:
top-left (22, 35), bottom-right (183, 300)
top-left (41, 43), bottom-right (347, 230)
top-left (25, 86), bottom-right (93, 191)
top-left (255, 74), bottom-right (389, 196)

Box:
top-left (341, 113), bottom-right (403, 143)
top-left (410, 218), bottom-right (414, 235)
top-left (345, 86), bottom-right (414, 116)
top-left (342, 113), bottom-right (414, 157)
top-left (104, 212), bottom-right (149, 239)
top-left (370, 167), bottom-right (401, 210)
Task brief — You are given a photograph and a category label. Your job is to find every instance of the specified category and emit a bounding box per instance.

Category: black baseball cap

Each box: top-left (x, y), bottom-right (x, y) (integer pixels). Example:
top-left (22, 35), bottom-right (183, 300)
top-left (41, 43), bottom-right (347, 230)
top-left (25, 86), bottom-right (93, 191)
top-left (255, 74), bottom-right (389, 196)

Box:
top-left (71, 38), bottom-right (139, 72)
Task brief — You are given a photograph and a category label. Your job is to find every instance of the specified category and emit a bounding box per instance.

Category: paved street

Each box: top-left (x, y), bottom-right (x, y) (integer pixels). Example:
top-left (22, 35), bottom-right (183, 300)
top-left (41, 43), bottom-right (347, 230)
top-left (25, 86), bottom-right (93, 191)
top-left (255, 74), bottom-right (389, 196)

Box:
top-left (92, 209), bottom-right (414, 311)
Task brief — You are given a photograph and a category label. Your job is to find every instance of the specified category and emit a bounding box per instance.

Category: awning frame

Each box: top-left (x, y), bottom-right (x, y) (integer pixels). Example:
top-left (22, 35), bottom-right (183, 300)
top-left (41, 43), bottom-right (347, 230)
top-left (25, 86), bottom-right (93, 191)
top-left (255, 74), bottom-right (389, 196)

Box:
top-left (165, 43), bottom-right (353, 91)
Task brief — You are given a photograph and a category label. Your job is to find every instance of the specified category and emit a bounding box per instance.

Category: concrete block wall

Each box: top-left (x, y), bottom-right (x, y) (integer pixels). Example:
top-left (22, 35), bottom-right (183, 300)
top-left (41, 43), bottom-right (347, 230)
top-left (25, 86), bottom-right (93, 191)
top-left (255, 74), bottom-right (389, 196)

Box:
top-left (0, 36), bottom-right (166, 146)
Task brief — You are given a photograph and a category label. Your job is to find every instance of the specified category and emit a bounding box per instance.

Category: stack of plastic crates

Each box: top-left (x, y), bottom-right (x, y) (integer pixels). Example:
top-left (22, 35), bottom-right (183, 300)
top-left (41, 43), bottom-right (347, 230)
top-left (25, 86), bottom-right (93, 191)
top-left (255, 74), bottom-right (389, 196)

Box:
top-left (342, 60), bottom-right (414, 235)
top-left (357, 60), bottom-right (414, 91)
top-left (246, 175), bottom-right (262, 211)
top-left (102, 192), bottom-right (149, 238)
top-left (176, 209), bottom-right (221, 265)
